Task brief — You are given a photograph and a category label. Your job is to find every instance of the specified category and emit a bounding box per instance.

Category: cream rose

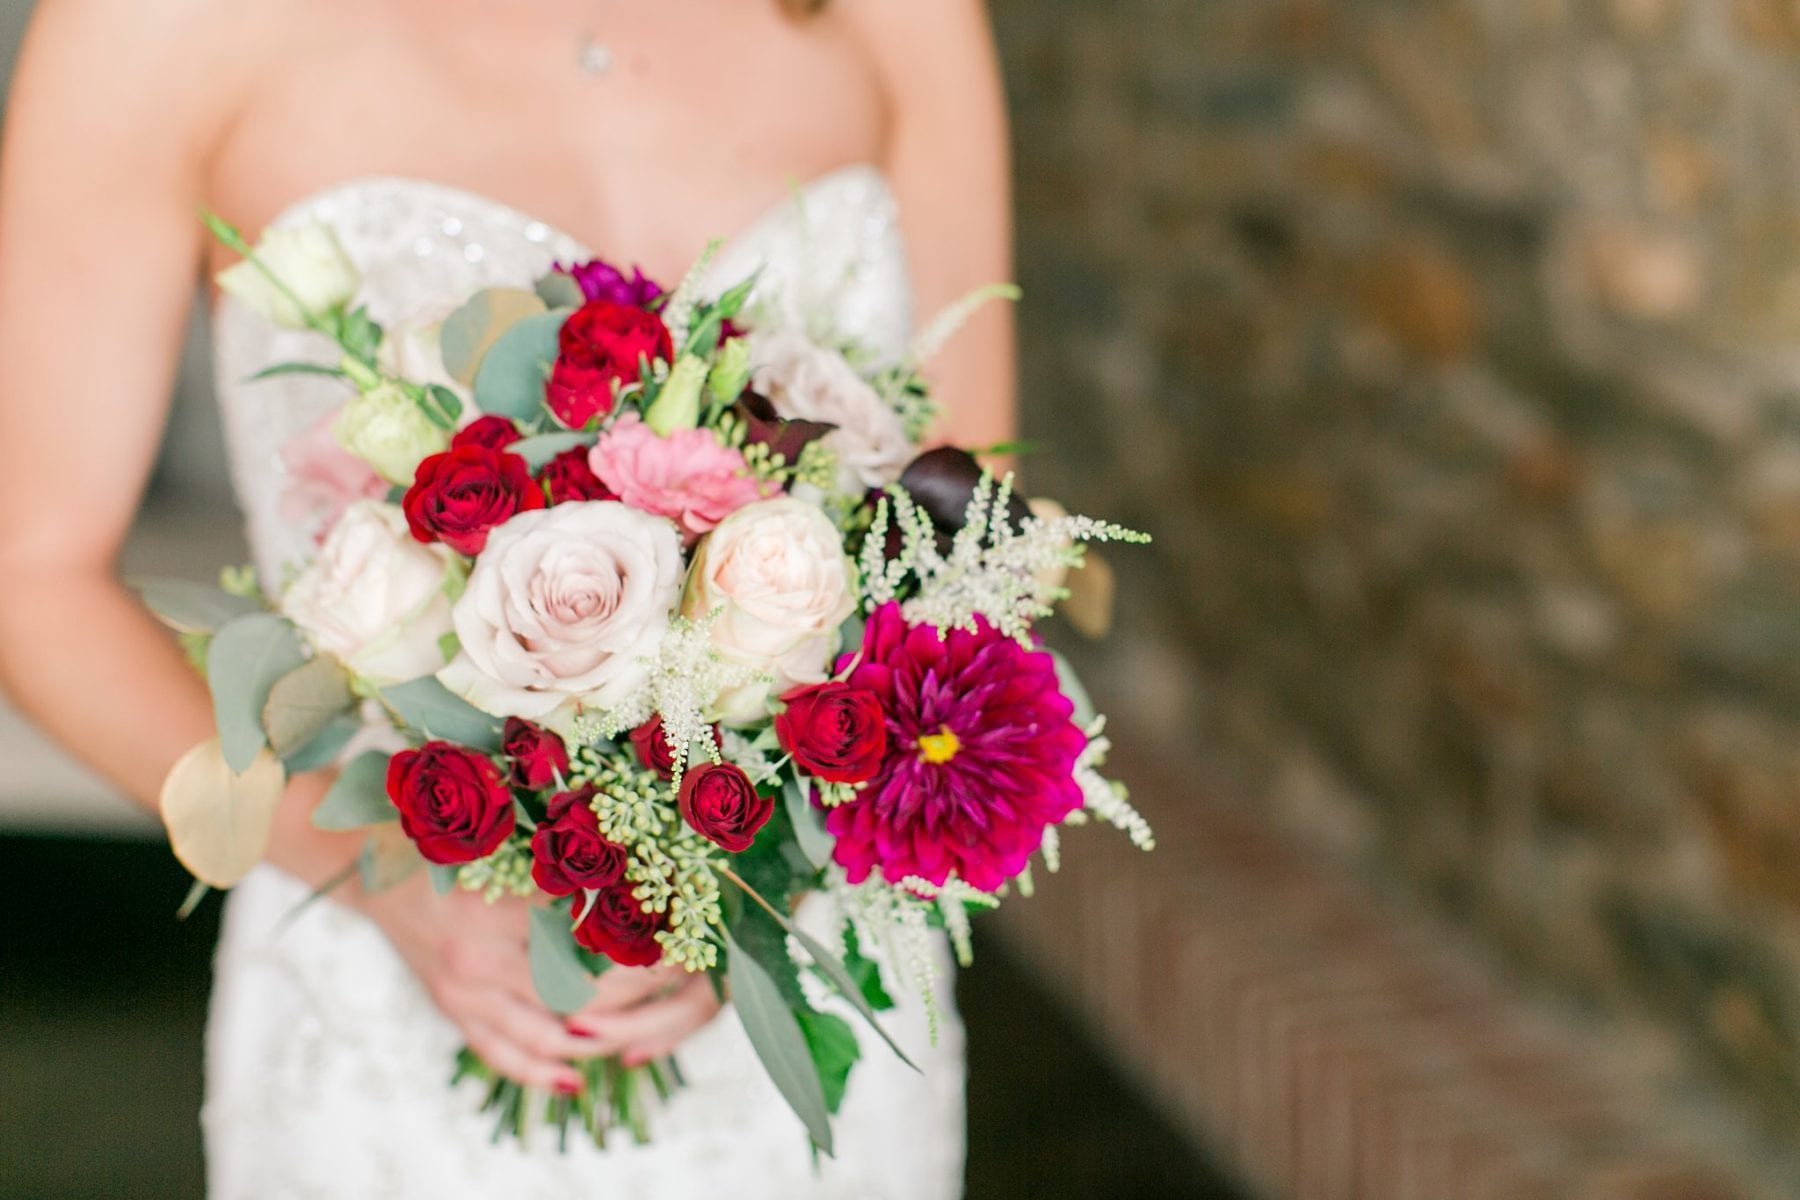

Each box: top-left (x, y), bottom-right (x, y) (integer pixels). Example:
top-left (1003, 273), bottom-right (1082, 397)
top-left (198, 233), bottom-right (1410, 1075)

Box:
top-left (438, 502), bottom-right (684, 721)
top-left (683, 498), bottom-right (857, 724)
top-left (332, 381), bottom-right (451, 486)
top-left (280, 501), bottom-right (456, 686)
top-left (750, 330), bottom-right (913, 493)
top-left (217, 223), bottom-right (360, 330)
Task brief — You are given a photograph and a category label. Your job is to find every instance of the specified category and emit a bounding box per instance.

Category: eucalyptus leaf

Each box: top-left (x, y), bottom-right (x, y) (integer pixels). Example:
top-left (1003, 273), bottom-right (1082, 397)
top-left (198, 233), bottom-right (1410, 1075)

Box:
top-left (378, 676), bottom-right (503, 751)
top-left (529, 905), bottom-right (597, 1016)
top-left (159, 739), bottom-right (287, 888)
top-left (311, 749), bottom-right (394, 831)
top-left (428, 864), bottom-right (460, 895)
top-left (439, 287), bottom-right (547, 386)
top-left (1049, 649), bottom-right (1097, 728)
top-left (132, 578), bottom-right (262, 635)
top-left (263, 656), bottom-right (355, 759)
top-left (511, 431), bottom-right (592, 470)
top-left (725, 926), bottom-right (834, 1155)
top-left (282, 712), bottom-right (360, 774)
top-left (472, 311), bottom-right (568, 424)
top-left (358, 824), bottom-right (423, 894)
top-left (783, 776), bottom-right (834, 871)
top-left (208, 614), bottom-right (307, 773)
top-left (796, 1008), bottom-right (859, 1115)
top-left (535, 272), bottom-right (585, 310)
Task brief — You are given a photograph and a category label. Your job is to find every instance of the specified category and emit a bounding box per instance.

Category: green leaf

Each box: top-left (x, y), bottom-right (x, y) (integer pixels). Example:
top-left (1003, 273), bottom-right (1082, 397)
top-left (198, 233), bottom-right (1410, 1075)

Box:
top-left (263, 656), bottom-right (355, 759)
top-left (281, 712), bottom-right (361, 774)
top-left (1049, 649), bottom-right (1097, 727)
top-left (535, 272), bottom-right (585, 310)
top-left (440, 287), bottom-right (548, 386)
top-left (208, 614), bottom-right (307, 773)
top-left (248, 361), bottom-right (351, 383)
top-left (132, 578), bottom-right (262, 635)
top-left (357, 824), bottom-right (422, 894)
top-left (783, 775), bottom-right (834, 871)
top-left (426, 384), bottom-right (464, 426)
top-left (841, 924), bottom-right (895, 1013)
top-left (796, 1008), bottom-right (859, 1114)
top-left (725, 925), bottom-right (834, 1155)
top-left (378, 676), bottom-right (503, 751)
top-left (729, 904), bottom-right (807, 1008)
top-left (529, 905), bottom-right (598, 1016)
top-left (473, 311), bottom-right (568, 424)
top-left (428, 864), bottom-right (459, 895)
top-left (337, 306), bottom-right (384, 366)
top-left (311, 749), bottom-right (394, 830)
top-left (714, 271), bottom-right (760, 320)
top-left (511, 431), bottom-right (591, 469)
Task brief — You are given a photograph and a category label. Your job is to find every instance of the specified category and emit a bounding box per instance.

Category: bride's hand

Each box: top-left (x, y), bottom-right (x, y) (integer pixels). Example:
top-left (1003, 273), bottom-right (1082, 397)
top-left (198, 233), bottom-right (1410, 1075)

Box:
top-left (354, 874), bottom-right (605, 1094)
top-left (565, 963), bottom-right (724, 1068)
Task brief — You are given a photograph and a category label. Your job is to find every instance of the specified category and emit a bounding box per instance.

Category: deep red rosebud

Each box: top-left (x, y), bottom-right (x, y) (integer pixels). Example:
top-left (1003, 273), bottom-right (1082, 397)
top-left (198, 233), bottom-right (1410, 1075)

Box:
top-left (677, 762), bottom-right (772, 853)
top-left (776, 681), bottom-right (889, 785)
top-left (627, 714), bottom-right (717, 779)
top-left (385, 741), bottom-right (515, 866)
top-left (402, 444), bottom-right (546, 556)
top-left (501, 717), bottom-right (569, 790)
top-left (450, 414), bottom-right (521, 451)
top-left (546, 301), bottom-right (673, 430)
top-left (572, 881), bottom-right (667, 967)
top-left (538, 445), bottom-right (615, 505)
top-left (530, 787), bottom-right (627, 896)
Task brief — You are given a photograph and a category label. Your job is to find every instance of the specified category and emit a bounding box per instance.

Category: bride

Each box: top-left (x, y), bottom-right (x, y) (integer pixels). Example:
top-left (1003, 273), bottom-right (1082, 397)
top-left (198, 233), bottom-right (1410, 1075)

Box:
top-left (0, 1), bottom-right (1014, 1195)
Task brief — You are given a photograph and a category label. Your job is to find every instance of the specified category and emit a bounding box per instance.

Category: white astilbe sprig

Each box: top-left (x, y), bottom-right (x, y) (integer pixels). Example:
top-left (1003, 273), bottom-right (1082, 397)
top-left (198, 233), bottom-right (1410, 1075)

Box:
top-left (1040, 825), bottom-right (1062, 874)
top-left (834, 874), bottom-right (945, 1043)
top-left (658, 238), bottom-right (720, 348)
top-left (1074, 723), bottom-right (1155, 852)
top-left (894, 876), bottom-right (1000, 970)
top-left (862, 471), bottom-right (1149, 642)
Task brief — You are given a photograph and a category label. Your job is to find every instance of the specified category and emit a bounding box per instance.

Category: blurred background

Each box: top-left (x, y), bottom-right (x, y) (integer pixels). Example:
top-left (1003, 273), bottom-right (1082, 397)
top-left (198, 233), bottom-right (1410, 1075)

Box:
top-left (10, 0), bottom-right (1800, 1197)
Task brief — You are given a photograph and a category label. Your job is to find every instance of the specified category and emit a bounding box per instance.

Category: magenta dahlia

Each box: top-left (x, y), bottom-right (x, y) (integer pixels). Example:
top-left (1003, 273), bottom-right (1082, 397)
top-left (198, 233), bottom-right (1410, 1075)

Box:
top-left (827, 602), bottom-right (1087, 892)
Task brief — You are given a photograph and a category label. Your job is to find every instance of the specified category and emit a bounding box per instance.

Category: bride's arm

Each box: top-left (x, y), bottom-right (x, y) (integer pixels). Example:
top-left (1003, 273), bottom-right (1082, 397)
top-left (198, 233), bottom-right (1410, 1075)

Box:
top-left (846, 0), bottom-right (1017, 450)
top-left (0, 0), bottom-right (638, 1093)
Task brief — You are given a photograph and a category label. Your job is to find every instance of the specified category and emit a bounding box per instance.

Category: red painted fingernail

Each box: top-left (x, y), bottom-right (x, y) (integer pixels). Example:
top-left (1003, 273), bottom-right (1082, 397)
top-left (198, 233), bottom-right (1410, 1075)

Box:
top-left (566, 1020), bottom-right (599, 1038)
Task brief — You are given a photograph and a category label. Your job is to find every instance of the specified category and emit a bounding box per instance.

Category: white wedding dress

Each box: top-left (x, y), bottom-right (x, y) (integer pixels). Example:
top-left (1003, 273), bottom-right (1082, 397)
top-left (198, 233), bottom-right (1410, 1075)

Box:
top-left (203, 165), bottom-right (967, 1200)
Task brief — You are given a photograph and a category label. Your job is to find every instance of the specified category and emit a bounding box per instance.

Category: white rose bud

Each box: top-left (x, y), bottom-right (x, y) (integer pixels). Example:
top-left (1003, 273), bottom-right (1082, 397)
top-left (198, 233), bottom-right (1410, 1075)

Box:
top-left (217, 223), bottom-right (360, 330)
top-left (438, 502), bottom-right (684, 721)
top-left (683, 497), bottom-right (857, 724)
top-left (281, 501), bottom-right (457, 686)
top-left (749, 330), bottom-right (914, 493)
top-left (332, 381), bottom-right (450, 486)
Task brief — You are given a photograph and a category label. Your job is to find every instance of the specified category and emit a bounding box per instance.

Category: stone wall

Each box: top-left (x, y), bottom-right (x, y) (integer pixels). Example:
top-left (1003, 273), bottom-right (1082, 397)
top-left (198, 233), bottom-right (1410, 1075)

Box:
top-left (992, 0), bottom-right (1800, 1157)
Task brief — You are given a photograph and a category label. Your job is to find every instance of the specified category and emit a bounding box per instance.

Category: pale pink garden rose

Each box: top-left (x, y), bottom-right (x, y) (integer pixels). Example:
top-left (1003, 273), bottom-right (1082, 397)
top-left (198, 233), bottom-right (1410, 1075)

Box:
top-left (280, 501), bottom-right (456, 686)
top-left (279, 409), bottom-right (388, 542)
top-left (749, 329), bottom-right (913, 493)
top-left (683, 497), bottom-right (857, 724)
top-left (588, 413), bottom-right (769, 544)
top-left (438, 502), bottom-right (684, 721)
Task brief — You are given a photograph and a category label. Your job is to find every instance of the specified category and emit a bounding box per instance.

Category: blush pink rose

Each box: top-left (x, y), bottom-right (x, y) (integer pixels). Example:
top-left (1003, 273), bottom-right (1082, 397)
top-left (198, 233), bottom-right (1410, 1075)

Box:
top-left (280, 409), bottom-right (388, 541)
top-left (588, 413), bottom-right (770, 543)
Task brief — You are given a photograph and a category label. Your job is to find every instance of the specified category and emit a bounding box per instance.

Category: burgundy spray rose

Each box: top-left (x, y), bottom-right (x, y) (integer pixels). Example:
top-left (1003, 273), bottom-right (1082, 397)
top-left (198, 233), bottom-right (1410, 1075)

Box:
top-left (627, 714), bottom-right (718, 779)
top-left (501, 717), bottom-right (569, 790)
top-left (538, 445), bottom-right (615, 505)
top-left (530, 788), bottom-right (627, 896)
top-left (545, 301), bottom-right (673, 430)
top-left (573, 881), bottom-right (667, 967)
top-left (677, 762), bottom-right (773, 853)
top-left (450, 415), bottom-right (521, 451)
top-left (776, 681), bottom-right (888, 785)
top-left (385, 742), bottom-right (515, 866)
top-left (402, 443), bottom-right (545, 555)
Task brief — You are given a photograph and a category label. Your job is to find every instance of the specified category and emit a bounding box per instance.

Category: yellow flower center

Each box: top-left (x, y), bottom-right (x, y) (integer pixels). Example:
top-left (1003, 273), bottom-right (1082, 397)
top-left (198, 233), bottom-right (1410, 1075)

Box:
top-left (917, 726), bottom-right (961, 765)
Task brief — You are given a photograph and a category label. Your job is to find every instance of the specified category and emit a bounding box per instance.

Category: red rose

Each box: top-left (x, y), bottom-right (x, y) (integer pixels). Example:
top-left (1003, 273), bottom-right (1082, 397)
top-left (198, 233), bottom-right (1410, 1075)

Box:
top-left (501, 716), bottom-right (569, 790)
top-left (546, 301), bottom-right (673, 429)
top-left (573, 881), bottom-right (667, 967)
top-left (451, 415), bottom-right (521, 451)
top-left (677, 762), bottom-right (772, 853)
top-left (530, 787), bottom-right (627, 896)
top-left (539, 445), bottom-right (615, 505)
top-left (776, 681), bottom-right (889, 785)
top-left (402, 443), bottom-right (546, 556)
top-left (386, 742), bottom-right (515, 866)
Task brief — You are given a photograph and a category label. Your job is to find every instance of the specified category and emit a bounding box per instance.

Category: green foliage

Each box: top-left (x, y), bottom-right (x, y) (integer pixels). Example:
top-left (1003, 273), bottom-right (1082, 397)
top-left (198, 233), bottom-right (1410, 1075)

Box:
top-left (473, 311), bottom-right (568, 425)
top-left (796, 1008), bottom-right (859, 1115)
top-left (535, 272), bottom-right (584, 310)
top-left (1049, 650), bottom-right (1098, 727)
top-left (282, 712), bottom-right (361, 774)
top-left (378, 676), bottom-right (503, 751)
top-left (208, 614), bottom-right (307, 773)
top-left (334, 306), bottom-right (384, 367)
top-left (511, 431), bottom-right (592, 469)
top-left (311, 749), bottom-right (394, 830)
top-left (263, 656), bottom-right (356, 759)
top-left (529, 904), bottom-right (598, 1016)
top-left (133, 577), bottom-right (261, 635)
top-left (440, 287), bottom-right (548, 385)
top-left (248, 361), bottom-right (351, 383)
top-left (783, 775), bottom-right (834, 871)
top-left (724, 925), bottom-right (833, 1155)
top-left (840, 923), bottom-right (895, 1013)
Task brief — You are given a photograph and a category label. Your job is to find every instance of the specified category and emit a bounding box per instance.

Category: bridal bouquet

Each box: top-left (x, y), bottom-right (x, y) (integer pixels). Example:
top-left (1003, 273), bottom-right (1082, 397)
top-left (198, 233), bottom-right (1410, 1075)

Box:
top-left (144, 212), bottom-right (1152, 1153)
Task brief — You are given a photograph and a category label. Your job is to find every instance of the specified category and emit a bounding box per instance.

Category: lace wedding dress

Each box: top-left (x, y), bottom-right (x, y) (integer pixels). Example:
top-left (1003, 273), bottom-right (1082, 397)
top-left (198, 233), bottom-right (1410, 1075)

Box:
top-left (204, 165), bottom-right (967, 1200)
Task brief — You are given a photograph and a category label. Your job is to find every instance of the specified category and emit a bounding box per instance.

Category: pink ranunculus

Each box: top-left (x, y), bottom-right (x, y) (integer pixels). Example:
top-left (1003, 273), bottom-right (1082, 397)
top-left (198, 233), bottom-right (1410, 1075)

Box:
top-left (280, 409), bottom-right (388, 541)
top-left (588, 413), bottom-right (771, 542)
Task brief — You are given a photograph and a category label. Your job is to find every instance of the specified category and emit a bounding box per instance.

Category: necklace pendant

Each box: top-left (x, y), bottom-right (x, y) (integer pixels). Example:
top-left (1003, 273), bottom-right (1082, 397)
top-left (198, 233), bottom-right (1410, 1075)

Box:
top-left (577, 35), bottom-right (615, 79)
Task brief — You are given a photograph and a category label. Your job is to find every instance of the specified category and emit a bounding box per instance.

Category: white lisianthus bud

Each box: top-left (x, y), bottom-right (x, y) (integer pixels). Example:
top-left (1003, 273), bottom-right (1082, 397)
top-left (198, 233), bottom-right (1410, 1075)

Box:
top-left (217, 224), bottom-right (360, 330)
top-left (332, 382), bottom-right (450, 486)
top-left (707, 337), bottom-right (752, 407)
top-left (281, 501), bottom-right (457, 686)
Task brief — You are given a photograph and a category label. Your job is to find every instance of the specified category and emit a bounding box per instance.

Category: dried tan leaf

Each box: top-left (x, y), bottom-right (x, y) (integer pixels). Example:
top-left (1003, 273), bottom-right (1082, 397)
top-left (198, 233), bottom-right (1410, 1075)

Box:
top-left (159, 738), bottom-right (286, 888)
